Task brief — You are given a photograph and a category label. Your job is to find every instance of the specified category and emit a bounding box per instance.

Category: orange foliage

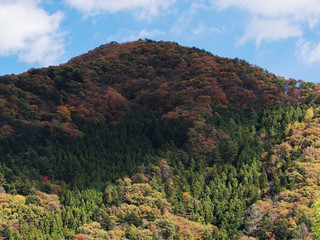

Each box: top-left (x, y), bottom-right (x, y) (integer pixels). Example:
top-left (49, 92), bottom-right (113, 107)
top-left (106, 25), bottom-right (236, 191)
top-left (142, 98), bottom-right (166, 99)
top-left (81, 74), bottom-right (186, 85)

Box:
top-left (182, 192), bottom-right (190, 199)
top-left (73, 234), bottom-right (86, 240)
top-left (57, 105), bottom-right (71, 122)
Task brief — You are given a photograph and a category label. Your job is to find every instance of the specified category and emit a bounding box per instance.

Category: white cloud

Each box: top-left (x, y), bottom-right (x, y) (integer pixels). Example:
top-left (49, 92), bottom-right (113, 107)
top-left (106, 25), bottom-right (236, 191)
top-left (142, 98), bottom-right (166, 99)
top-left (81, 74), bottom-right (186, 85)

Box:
top-left (65, 0), bottom-right (175, 18)
top-left (106, 29), bottom-right (165, 42)
top-left (214, 0), bottom-right (320, 44)
top-left (215, 0), bottom-right (320, 20)
top-left (239, 17), bottom-right (302, 45)
top-left (0, 0), bottom-right (65, 65)
top-left (297, 40), bottom-right (320, 64)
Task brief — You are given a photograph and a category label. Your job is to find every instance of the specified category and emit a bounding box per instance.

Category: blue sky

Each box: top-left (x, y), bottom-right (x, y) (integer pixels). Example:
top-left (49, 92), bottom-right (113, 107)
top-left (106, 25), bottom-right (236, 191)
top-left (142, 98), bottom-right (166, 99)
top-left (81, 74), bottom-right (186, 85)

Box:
top-left (1, 0), bottom-right (320, 83)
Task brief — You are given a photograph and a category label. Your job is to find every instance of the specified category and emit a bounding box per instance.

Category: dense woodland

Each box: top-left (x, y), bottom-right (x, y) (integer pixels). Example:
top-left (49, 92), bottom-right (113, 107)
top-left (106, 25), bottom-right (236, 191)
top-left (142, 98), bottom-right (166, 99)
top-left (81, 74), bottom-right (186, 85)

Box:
top-left (1, 40), bottom-right (320, 239)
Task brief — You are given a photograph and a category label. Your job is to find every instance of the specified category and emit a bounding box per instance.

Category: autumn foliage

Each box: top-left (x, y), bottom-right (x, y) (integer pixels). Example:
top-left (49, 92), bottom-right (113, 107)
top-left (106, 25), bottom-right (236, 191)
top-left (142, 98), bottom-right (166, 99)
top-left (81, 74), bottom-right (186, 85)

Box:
top-left (0, 40), bottom-right (320, 239)
top-left (0, 40), bottom-right (315, 140)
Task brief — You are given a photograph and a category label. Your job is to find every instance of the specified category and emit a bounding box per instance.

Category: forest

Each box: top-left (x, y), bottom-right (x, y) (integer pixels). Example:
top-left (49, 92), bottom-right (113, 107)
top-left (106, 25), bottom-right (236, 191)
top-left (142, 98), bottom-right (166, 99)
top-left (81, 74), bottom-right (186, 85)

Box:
top-left (1, 40), bottom-right (320, 239)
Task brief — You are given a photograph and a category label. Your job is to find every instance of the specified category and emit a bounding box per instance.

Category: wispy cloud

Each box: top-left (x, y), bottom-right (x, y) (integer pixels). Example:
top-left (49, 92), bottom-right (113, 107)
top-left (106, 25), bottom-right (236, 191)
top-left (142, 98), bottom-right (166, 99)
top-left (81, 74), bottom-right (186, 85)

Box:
top-left (65, 0), bottom-right (176, 19)
top-left (0, 0), bottom-right (65, 66)
top-left (191, 22), bottom-right (224, 36)
top-left (171, 4), bottom-right (199, 35)
top-left (171, 2), bottom-right (217, 38)
top-left (214, 0), bottom-right (320, 63)
top-left (239, 17), bottom-right (302, 45)
top-left (106, 29), bottom-right (165, 43)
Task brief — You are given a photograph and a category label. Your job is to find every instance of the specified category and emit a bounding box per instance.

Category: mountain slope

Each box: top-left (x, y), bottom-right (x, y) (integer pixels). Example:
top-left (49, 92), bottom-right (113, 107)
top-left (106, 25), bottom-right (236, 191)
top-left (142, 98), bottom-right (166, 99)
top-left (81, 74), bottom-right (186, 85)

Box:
top-left (0, 40), bottom-right (319, 239)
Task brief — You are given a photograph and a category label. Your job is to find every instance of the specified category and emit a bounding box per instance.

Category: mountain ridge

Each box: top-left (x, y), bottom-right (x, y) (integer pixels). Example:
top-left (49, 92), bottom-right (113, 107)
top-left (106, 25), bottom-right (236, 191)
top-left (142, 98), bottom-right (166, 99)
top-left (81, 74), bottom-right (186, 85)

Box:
top-left (0, 39), bottom-right (315, 138)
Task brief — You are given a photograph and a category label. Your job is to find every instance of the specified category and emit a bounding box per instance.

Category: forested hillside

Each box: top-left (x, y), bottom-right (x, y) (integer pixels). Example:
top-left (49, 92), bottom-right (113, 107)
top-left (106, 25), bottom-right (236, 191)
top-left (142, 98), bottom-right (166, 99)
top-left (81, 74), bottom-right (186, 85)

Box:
top-left (0, 40), bottom-right (320, 239)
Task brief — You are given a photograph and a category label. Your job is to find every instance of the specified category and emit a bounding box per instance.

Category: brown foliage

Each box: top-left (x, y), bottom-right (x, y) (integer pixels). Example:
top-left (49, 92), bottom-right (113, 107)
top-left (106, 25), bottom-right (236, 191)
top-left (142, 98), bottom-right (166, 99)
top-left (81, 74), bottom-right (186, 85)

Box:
top-left (188, 120), bottom-right (220, 154)
top-left (0, 125), bottom-right (14, 138)
top-left (302, 146), bottom-right (320, 160)
top-left (61, 122), bottom-right (84, 140)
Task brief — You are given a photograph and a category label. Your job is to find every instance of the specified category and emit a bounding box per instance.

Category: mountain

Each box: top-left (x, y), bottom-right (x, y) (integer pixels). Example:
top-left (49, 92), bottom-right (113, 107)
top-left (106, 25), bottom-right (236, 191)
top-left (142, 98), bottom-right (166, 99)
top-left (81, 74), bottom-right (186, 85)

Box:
top-left (0, 40), bottom-right (314, 134)
top-left (0, 40), bottom-right (319, 239)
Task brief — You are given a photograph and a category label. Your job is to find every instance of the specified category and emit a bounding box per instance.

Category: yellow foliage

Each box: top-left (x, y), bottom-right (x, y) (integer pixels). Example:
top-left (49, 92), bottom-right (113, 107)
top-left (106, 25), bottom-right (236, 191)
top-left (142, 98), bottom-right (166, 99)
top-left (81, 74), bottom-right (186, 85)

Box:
top-left (79, 222), bottom-right (109, 239)
top-left (138, 205), bottom-right (152, 214)
top-left (304, 108), bottom-right (314, 122)
top-left (238, 237), bottom-right (256, 240)
top-left (180, 228), bottom-right (194, 240)
top-left (287, 171), bottom-right (304, 183)
top-left (108, 228), bottom-right (126, 239)
top-left (285, 121), bottom-right (305, 135)
top-left (280, 190), bottom-right (301, 203)
top-left (2, 208), bottom-right (12, 215)
top-left (294, 204), bottom-right (313, 221)
top-left (284, 123), bottom-right (292, 135)
top-left (91, 179), bottom-right (212, 239)
top-left (297, 186), bottom-right (318, 201)
top-left (287, 217), bottom-right (297, 231)
top-left (134, 228), bottom-right (153, 239)
top-left (312, 139), bottom-right (320, 148)
top-left (37, 191), bottom-right (61, 208)
top-left (13, 195), bottom-right (26, 203)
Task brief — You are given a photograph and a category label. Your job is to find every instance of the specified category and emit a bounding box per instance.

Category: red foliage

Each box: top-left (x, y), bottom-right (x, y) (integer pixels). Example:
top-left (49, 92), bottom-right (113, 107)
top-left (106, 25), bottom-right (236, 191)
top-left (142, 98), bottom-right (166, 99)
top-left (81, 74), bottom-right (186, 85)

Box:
top-left (43, 176), bottom-right (49, 182)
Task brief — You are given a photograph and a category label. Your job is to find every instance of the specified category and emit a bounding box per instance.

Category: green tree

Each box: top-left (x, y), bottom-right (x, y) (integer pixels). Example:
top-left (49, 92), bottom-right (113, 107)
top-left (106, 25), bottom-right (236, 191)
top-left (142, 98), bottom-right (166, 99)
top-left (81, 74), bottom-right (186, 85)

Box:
top-left (125, 225), bottom-right (137, 240)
